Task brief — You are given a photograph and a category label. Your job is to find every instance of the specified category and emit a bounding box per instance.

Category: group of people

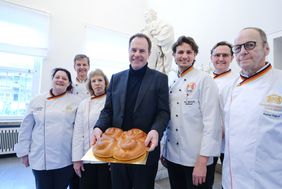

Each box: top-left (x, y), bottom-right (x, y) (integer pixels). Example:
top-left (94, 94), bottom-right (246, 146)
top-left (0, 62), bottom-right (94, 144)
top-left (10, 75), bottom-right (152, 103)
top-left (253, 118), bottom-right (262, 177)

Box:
top-left (15, 54), bottom-right (112, 189)
top-left (15, 26), bottom-right (282, 189)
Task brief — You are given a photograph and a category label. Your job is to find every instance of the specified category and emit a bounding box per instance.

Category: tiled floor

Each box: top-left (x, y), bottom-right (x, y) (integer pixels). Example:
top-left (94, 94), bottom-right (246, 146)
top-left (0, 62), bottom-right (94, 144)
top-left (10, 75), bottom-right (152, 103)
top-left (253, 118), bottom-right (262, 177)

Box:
top-left (0, 155), bottom-right (35, 189)
top-left (0, 155), bottom-right (222, 189)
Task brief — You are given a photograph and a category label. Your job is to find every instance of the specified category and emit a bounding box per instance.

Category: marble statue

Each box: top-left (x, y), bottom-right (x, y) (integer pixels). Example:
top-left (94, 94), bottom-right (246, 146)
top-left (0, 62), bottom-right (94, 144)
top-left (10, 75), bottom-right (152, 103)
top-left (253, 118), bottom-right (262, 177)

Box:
top-left (141, 9), bottom-right (174, 74)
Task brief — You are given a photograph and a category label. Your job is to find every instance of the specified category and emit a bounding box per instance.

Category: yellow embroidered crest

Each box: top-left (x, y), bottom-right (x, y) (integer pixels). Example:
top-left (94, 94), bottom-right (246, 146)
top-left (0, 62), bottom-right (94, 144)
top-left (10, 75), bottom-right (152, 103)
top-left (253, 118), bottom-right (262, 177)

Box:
top-left (266, 94), bottom-right (282, 104)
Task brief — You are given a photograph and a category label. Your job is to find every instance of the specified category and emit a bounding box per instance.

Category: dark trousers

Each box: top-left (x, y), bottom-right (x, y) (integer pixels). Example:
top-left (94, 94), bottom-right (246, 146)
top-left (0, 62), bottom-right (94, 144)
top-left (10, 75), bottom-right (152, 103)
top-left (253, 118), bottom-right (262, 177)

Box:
top-left (79, 163), bottom-right (111, 189)
top-left (69, 173), bottom-right (80, 189)
top-left (32, 165), bottom-right (74, 189)
top-left (211, 153), bottom-right (224, 186)
top-left (167, 160), bottom-right (214, 189)
top-left (110, 163), bottom-right (158, 189)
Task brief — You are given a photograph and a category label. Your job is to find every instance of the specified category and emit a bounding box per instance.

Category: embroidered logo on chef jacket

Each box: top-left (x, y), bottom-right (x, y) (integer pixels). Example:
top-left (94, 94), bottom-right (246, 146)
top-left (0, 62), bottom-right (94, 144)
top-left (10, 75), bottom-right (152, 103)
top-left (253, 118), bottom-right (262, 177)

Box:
top-left (261, 94), bottom-right (282, 118)
top-left (184, 82), bottom-right (197, 105)
top-left (186, 82), bottom-right (196, 95)
top-left (267, 94), bottom-right (282, 104)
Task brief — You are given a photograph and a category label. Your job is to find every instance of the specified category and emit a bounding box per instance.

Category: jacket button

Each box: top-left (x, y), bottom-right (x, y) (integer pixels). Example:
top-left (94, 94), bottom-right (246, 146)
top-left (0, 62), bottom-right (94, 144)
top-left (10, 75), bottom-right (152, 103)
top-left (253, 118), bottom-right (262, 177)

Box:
top-left (179, 89), bottom-right (182, 91)
top-left (176, 114), bottom-right (178, 117)
top-left (176, 142), bottom-right (179, 145)
top-left (176, 129), bottom-right (178, 131)
top-left (177, 102), bottom-right (179, 104)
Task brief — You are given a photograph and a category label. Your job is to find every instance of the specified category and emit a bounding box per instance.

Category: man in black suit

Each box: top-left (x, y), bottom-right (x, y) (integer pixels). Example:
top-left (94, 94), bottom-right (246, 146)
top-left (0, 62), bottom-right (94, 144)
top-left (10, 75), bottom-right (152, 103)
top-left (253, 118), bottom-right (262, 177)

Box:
top-left (92, 33), bottom-right (170, 189)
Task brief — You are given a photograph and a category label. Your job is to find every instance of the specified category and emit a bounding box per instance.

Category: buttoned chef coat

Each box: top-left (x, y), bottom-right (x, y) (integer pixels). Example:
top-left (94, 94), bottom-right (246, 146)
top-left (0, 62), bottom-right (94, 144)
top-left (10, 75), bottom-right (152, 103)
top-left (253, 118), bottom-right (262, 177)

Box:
top-left (72, 94), bottom-right (106, 163)
top-left (163, 67), bottom-right (221, 166)
top-left (15, 92), bottom-right (80, 170)
top-left (213, 70), bottom-right (237, 153)
top-left (221, 64), bottom-right (282, 189)
top-left (72, 79), bottom-right (90, 100)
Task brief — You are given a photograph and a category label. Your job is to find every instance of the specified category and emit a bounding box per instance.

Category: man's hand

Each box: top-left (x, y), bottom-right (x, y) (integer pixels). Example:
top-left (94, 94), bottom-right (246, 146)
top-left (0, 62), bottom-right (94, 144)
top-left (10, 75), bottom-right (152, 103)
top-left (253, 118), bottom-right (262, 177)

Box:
top-left (73, 161), bottom-right (85, 178)
top-left (21, 155), bottom-right (29, 167)
top-left (145, 130), bottom-right (159, 152)
top-left (192, 156), bottom-right (208, 186)
top-left (91, 127), bottom-right (103, 145)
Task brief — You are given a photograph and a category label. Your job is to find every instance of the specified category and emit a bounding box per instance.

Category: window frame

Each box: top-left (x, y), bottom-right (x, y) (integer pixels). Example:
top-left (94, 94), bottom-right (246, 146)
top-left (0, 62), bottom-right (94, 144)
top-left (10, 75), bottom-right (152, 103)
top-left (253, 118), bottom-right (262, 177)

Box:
top-left (0, 1), bottom-right (49, 121)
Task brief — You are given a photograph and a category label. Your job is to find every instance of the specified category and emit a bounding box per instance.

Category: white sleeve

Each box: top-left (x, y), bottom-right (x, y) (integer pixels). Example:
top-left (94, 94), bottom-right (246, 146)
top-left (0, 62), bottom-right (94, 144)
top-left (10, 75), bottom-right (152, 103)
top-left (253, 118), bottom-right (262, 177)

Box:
top-left (199, 75), bottom-right (221, 157)
top-left (14, 112), bottom-right (35, 158)
top-left (72, 101), bottom-right (86, 161)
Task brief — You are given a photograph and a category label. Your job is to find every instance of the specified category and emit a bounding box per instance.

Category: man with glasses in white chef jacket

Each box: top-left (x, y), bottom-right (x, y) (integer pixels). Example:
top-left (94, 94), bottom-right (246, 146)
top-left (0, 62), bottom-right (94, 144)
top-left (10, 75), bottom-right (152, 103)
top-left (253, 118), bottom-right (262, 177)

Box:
top-left (220, 27), bottom-right (282, 189)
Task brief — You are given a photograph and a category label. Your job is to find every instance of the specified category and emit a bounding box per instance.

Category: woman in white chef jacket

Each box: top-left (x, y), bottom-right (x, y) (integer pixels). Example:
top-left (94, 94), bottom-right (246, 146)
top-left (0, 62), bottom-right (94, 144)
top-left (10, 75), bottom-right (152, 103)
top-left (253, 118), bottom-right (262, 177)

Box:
top-left (72, 69), bottom-right (111, 189)
top-left (15, 68), bottom-right (80, 189)
top-left (162, 36), bottom-right (221, 189)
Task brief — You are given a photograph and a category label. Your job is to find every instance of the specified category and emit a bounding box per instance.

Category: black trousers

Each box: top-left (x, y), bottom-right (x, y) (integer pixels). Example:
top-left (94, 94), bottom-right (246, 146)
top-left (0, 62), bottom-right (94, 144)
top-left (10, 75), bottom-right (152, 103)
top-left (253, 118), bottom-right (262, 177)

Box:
top-left (32, 165), bottom-right (74, 189)
top-left (69, 173), bottom-right (80, 189)
top-left (213, 153), bottom-right (224, 167)
top-left (211, 153), bottom-right (224, 186)
top-left (167, 160), bottom-right (214, 189)
top-left (79, 163), bottom-right (111, 189)
top-left (110, 163), bottom-right (158, 189)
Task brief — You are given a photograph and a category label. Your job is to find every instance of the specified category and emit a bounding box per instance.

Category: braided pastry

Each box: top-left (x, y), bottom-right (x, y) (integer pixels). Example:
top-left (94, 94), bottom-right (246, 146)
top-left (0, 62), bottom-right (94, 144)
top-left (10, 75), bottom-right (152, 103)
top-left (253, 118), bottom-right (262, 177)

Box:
top-left (93, 127), bottom-right (122, 158)
top-left (113, 137), bottom-right (147, 161)
top-left (93, 128), bottom-right (147, 161)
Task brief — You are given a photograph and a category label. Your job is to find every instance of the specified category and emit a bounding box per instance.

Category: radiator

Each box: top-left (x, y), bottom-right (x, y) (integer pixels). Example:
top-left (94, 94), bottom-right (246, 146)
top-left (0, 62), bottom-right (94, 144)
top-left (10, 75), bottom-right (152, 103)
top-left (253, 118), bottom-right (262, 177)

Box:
top-left (0, 127), bottom-right (19, 155)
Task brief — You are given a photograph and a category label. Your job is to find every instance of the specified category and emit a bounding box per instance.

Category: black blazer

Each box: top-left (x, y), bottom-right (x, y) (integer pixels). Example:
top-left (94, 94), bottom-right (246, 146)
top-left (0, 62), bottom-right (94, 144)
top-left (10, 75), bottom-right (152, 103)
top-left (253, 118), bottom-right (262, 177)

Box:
top-left (95, 67), bottom-right (170, 164)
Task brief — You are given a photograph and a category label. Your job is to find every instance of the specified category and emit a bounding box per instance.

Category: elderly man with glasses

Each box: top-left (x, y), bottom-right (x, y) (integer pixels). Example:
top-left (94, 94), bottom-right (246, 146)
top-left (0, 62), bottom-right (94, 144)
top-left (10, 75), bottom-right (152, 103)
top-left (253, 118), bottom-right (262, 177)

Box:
top-left (220, 27), bottom-right (282, 189)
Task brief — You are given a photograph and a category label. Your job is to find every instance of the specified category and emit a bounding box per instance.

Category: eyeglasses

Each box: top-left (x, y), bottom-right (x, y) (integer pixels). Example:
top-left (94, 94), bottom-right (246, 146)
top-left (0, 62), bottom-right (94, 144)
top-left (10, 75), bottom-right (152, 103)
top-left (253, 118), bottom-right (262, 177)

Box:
top-left (232, 41), bottom-right (258, 54)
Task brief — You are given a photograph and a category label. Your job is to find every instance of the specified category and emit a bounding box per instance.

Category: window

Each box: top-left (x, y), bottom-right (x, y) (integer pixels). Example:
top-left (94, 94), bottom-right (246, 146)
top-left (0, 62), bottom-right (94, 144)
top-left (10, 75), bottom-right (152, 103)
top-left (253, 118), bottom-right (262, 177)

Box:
top-left (0, 52), bottom-right (42, 119)
top-left (0, 1), bottom-right (49, 120)
top-left (85, 25), bottom-right (130, 79)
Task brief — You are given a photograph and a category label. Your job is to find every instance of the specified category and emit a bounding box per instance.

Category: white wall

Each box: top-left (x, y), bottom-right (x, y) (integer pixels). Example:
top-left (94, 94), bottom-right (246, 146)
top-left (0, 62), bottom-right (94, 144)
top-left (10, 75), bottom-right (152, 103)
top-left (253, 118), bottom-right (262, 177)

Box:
top-left (5, 0), bottom-right (148, 92)
top-left (273, 37), bottom-right (282, 69)
top-left (148, 0), bottom-right (282, 73)
top-left (268, 30), bottom-right (282, 69)
top-left (5, 0), bottom-right (282, 93)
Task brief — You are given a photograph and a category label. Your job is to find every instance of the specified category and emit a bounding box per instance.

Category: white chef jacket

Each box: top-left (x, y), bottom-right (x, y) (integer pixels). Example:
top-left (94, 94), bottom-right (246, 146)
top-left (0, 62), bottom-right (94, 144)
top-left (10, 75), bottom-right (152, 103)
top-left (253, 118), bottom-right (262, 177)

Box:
top-left (213, 70), bottom-right (237, 153)
top-left (163, 67), bottom-right (221, 166)
top-left (15, 92), bottom-right (80, 170)
top-left (72, 94), bottom-right (106, 163)
top-left (72, 78), bottom-right (90, 100)
top-left (220, 64), bottom-right (282, 189)
top-left (213, 70), bottom-right (237, 93)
